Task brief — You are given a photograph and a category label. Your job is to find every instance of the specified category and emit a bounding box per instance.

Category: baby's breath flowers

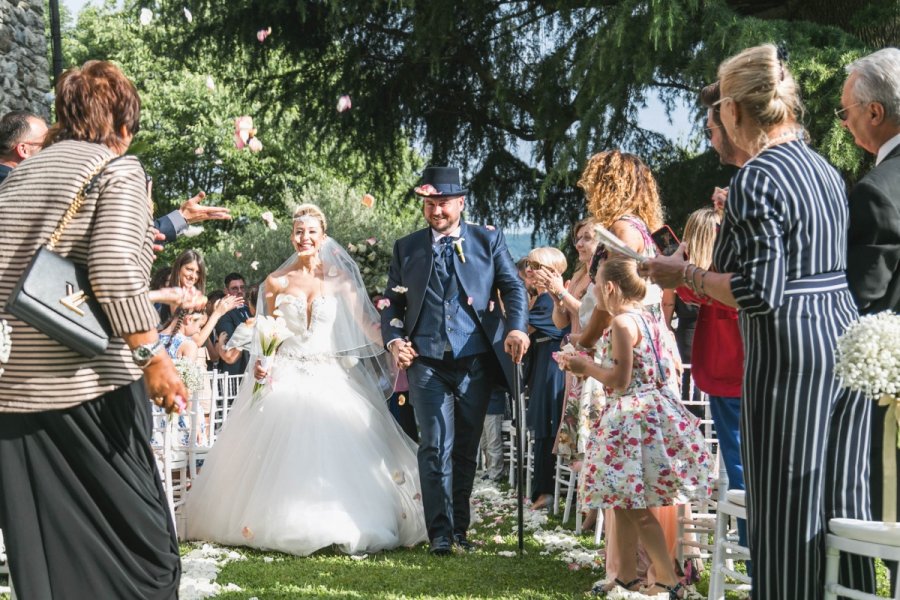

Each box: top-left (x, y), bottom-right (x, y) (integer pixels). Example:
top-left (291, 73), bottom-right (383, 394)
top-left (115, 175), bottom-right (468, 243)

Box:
top-left (835, 311), bottom-right (900, 401)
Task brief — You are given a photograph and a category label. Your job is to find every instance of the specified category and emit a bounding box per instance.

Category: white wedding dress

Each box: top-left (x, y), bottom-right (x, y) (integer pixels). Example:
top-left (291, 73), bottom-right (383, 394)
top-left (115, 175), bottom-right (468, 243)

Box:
top-left (184, 293), bottom-right (427, 555)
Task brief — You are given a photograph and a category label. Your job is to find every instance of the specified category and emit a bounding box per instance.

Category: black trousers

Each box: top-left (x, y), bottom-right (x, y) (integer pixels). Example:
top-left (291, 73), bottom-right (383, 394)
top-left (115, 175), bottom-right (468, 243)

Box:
top-left (0, 380), bottom-right (180, 599)
top-left (872, 402), bottom-right (900, 594)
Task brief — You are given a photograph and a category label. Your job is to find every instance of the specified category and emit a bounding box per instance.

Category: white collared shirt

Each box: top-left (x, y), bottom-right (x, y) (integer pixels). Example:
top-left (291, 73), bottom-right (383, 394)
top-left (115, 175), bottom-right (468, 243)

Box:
top-left (876, 131), bottom-right (900, 166)
top-left (431, 225), bottom-right (462, 244)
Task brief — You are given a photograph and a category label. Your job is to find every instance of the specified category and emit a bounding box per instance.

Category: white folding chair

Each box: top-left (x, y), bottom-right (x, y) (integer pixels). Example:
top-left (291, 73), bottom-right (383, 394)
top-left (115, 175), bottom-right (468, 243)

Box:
top-left (0, 529), bottom-right (16, 599)
top-left (708, 489), bottom-right (751, 599)
top-left (825, 518), bottom-right (900, 600)
top-left (150, 406), bottom-right (190, 536)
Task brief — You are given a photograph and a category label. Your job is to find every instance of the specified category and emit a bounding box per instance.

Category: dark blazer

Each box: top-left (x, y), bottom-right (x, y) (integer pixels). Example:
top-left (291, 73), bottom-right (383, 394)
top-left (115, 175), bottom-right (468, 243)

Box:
top-left (847, 144), bottom-right (900, 315)
top-left (152, 210), bottom-right (187, 243)
top-left (381, 221), bottom-right (528, 387)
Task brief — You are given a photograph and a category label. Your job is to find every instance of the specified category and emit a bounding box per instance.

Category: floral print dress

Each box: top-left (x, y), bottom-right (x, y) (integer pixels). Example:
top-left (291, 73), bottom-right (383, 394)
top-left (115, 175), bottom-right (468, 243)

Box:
top-left (581, 311), bottom-right (713, 510)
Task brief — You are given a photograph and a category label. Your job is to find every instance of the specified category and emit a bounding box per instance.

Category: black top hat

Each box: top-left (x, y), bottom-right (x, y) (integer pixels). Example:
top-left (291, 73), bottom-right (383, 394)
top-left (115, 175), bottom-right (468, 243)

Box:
top-left (413, 166), bottom-right (468, 198)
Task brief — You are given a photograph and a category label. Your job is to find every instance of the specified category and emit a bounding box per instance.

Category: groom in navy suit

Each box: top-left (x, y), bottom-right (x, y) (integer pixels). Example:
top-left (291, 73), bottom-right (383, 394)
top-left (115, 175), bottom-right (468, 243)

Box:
top-left (381, 166), bottom-right (529, 555)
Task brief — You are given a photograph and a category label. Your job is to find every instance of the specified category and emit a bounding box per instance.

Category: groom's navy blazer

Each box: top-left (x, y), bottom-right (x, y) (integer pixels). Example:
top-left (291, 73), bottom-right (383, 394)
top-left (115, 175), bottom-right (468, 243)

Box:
top-left (381, 221), bottom-right (528, 388)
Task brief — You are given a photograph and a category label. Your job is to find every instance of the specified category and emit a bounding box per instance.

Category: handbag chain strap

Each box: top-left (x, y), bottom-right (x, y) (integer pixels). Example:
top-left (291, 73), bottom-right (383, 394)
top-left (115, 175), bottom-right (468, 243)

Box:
top-left (46, 156), bottom-right (116, 251)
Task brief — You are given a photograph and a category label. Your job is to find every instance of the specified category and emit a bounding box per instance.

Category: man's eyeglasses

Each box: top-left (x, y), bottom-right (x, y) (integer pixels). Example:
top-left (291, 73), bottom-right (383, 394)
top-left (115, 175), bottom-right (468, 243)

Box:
top-left (18, 141), bottom-right (43, 149)
top-left (704, 125), bottom-right (721, 138)
top-left (525, 260), bottom-right (546, 271)
top-left (834, 102), bottom-right (861, 121)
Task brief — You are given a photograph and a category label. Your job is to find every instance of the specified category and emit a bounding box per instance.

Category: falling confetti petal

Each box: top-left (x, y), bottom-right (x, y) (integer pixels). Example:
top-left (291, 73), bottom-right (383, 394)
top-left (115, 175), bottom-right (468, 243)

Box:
top-left (139, 8), bottom-right (153, 25)
top-left (327, 266), bottom-right (339, 277)
top-left (205, 76), bottom-right (215, 91)
top-left (194, 146), bottom-right (204, 155)
top-left (366, 237), bottom-right (377, 245)
top-left (489, 300), bottom-right (495, 312)
top-left (241, 526), bottom-right (254, 540)
top-left (375, 298), bottom-right (390, 310)
top-left (250, 261), bottom-right (259, 270)
top-left (183, 225), bottom-right (204, 237)
top-left (350, 554), bottom-right (368, 561)
top-left (361, 193), bottom-right (375, 208)
top-left (183, 7), bottom-right (192, 22)
top-left (485, 224), bottom-right (496, 230)
top-left (389, 318), bottom-right (404, 328)
top-left (467, 296), bottom-right (474, 305)
top-left (214, 159), bottom-right (223, 165)
top-left (392, 471), bottom-right (406, 484)
top-left (413, 492), bottom-right (421, 500)
top-left (260, 211), bottom-right (277, 230)
top-left (391, 286), bottom-right (408, 294)
top-left (336, 95), bottom-right (352, 112)
top-left (234, 251), bottom-right (242, 258)
top-left (248, 137), bottom-right (263, 153)
top-left (234, 116), bottom-right (253, 149)
top-left (397, 393), bottom-right (406, 406)
top-left (256, 27), bottom-right (271, 43)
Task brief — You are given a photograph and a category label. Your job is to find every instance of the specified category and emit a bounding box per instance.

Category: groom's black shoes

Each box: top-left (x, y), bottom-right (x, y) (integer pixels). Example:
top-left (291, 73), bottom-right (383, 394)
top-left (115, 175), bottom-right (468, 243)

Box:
top-left (453, 532), bottom-right (475, 552)
top-left (429, 536), bottom-right (453, 556)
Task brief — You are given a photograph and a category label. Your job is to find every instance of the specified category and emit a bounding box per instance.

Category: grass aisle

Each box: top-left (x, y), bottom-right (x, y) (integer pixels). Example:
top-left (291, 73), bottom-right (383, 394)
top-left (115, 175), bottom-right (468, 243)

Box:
top-left (181, 479), bottom-right (604, 599)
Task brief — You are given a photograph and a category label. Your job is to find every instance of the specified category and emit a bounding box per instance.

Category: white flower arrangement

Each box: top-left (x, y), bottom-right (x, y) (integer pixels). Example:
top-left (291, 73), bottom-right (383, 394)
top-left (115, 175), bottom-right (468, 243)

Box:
top-left (0, 319), bottom-right (12, 378)
top-left (173, 358), bottom-right (204, 394)
top-left (253, 313), bottom-right (294, 399)
top-left (835, 311), bottom-right (900, 400)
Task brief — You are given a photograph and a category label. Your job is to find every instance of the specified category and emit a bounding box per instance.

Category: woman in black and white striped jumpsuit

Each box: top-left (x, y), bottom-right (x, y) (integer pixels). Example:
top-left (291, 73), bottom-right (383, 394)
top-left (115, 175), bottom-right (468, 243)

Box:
top-left (644, 44), bottom-right (875, 599)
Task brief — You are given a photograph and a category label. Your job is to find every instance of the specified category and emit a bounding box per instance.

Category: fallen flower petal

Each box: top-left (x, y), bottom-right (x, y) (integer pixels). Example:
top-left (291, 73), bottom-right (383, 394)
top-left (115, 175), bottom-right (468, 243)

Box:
top-left (366, 237), bottom-right (377, 245)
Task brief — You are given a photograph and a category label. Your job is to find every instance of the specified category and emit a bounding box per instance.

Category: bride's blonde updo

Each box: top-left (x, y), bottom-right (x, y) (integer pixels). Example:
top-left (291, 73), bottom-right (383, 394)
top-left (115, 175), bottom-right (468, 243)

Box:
top-left (292, 203), bottom-right (328, 232)
top-left (718, 44), bottom-right (805, 137)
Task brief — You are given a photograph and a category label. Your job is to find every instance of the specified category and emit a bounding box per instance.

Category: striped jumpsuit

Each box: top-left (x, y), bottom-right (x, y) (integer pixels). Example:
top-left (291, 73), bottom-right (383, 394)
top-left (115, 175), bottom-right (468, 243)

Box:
top-left (713, 140), bottom-right (876, 599)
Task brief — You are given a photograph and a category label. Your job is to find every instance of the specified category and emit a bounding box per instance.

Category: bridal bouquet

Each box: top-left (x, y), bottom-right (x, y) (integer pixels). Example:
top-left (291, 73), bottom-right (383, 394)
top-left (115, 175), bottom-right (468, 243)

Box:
top-left (253, 315), bottom-right (293, 398)
top-left (836, 311), bottom-right (900, 521)
top-left (0, 319), bottom-right (11, 378)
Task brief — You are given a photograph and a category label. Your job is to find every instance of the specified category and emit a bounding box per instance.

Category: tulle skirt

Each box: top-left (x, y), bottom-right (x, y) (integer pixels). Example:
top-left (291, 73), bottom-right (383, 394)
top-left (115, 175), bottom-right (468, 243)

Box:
top-left (184, 358), bottom-right (427, 555)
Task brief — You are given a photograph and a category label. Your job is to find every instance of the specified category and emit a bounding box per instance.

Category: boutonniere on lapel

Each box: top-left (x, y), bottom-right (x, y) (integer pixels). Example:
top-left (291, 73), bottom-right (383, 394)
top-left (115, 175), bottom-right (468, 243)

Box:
top-left (452, 238), bottom-right (466, 263)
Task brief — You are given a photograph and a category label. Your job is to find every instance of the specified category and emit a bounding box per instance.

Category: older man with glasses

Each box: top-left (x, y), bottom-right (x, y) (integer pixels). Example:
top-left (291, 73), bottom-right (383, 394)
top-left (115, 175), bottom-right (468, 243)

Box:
top-left (840, 47), bottom-right (900, 596)
top-left (0, 110), bottom-right (49, 185)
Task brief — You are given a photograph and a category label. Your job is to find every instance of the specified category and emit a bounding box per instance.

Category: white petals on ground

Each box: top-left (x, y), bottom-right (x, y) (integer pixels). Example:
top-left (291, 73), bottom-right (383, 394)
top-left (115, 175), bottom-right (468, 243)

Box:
top-left (139, 8), bottom-right (153, 25)
top-left (497, 550), bottom-right (516, 557)
top-left (179, 544), bottom-right (246, 600)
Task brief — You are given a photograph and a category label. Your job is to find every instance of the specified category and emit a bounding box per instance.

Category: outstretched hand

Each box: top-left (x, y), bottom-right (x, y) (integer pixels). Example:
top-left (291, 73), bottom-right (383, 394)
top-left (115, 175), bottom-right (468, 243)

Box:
top-left (179, 191), bottom-right (231, 224)
top-left (640, 243), bottom-right (690, 289)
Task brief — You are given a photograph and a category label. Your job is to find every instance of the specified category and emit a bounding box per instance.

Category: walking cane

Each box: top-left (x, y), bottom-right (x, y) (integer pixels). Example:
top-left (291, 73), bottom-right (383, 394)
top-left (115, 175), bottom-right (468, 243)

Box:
top-left (513, 362), bottom-right (526, 554)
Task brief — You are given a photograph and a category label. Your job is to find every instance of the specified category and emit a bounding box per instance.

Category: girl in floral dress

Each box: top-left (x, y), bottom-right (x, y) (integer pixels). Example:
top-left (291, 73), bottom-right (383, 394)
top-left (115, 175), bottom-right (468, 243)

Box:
top-left (558, 256), bottom-right (712, 599)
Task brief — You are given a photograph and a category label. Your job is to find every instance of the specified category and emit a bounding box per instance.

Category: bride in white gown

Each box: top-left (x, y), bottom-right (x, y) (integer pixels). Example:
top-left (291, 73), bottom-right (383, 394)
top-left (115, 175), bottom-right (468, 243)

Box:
top-left (184, 204), bottom-right (427, 555)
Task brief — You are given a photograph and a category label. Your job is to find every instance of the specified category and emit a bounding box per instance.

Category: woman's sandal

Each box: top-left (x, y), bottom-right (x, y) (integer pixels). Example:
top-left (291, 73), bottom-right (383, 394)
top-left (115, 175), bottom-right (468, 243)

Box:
top-left (643, 581), bottom-right (685, 599)
top-left (589, 577), bottom-right (642, 596)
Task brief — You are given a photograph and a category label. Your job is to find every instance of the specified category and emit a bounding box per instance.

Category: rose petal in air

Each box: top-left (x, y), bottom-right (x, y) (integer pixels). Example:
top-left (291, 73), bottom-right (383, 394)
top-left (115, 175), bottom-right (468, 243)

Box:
top-left (248, 138), bottom-right (263, 153)
top-left (234, 251), bottom-right (242, 258)
top-left (205, 76), bottom-right (215, 91)
top-left (250, 261), bottom-right (259, 271)
top-left (361, 193), bottom-right (375, 208)
top-left (234, 116), bottom-right (253, 149)
top-left (392, 471), bottom-right (406, 484)
top-left (467, 296), bottom-right (473, 305)
top-left (194, 146), bottom-right (204, 156)
top-left (242, 526), bottom-right (254, 540)
top-left (336, 95), bottom-right (352, 113)
top-left (183, 225), bottom-right (204, 238)
top-left (391, 286), bottom-right (408, 294)
top-left (139, 8), bottom-right (153, 25)
top-left (489, 300), bottom-right (495, 312)
top-left (183, 7), bottom-right (193, 22)
top-left (485, 224), bottom-right (496, 231)
top-left (366, 237), bottom-right (377, 245)
top-left (375, 298), bottom-right (391, 310)
top-left (256, 27), bottom-right (271, 43)
top-left (389, 318), bottom-right (404, 328)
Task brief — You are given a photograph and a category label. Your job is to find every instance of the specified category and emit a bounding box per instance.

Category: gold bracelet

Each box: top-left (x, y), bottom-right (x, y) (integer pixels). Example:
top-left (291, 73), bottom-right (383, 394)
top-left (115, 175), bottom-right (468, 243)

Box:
top-left (690, 265), bottom-right (702, 293)
top-left (699, 269), bottom-right (708, 297)
top-left (682, 262), bottom-right (694, 286)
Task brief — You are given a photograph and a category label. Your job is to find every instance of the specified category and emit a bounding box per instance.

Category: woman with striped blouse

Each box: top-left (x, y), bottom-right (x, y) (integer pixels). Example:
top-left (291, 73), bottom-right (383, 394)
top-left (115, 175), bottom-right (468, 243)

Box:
top-left (644, 44), bottom-right (875, 599)
top-left (0, 61), bottom-right (185, 598)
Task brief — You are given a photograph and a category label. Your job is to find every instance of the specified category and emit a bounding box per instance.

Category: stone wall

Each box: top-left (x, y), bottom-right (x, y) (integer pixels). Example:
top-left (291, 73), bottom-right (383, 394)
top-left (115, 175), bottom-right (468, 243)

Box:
top-left (0, 0), bottom-right (51, 118)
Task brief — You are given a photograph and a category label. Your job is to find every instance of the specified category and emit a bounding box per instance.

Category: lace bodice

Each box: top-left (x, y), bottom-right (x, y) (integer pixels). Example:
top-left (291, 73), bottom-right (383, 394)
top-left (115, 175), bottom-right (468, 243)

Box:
top-left (275, 294), bottom-right (337, 356)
